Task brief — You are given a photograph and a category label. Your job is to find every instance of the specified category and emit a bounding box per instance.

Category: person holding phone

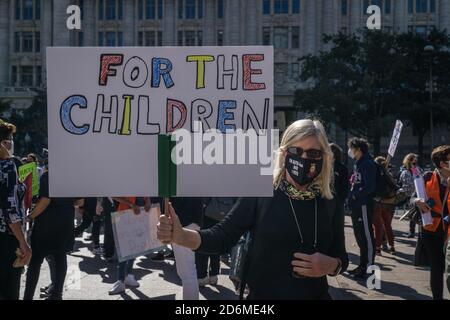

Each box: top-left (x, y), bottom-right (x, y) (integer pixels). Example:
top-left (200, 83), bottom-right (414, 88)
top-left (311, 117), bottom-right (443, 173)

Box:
top-left (157, 119), bottom-right (348, 300)
top-left (0, 119), bottom-right (31, 300)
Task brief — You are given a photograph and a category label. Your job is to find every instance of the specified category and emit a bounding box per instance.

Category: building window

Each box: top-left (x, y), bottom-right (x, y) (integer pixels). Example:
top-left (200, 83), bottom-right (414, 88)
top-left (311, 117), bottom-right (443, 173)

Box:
top-left (291, 26), bottom-right (299, 49)
top-left (106, 0), bottom-right (116, 19)
top-left (263, 0), bottom-right (270, 15)
top-left (198, 0), bottom-right (203, 18)
top-left (273, 27), bottom-right (288, 49)
top-left (197, 30), bottom-right (203, 46)
top-left (22, 32), bottom-right (33, 52)
top-left (218, 0), bottom-right (224, 18)
top-left (363, 0), bottom-right (369, 14)
top-left (118, 0), bottom-right (123, 19)
top-left (415, 25), bottom-right (428, 36)
top-left (275, 63), bottom-right (288, 84)
top-left (146, 0), bottom-right (156, 19)
top-left (15, 0), bottom-right (20, 19)
top-left (158, 0), bottom-right (163, 19)
top-left (185, 31), bottom-right (196, 46)
top-left (185, 0), bottom-right (196, 19)
top-left (158, 31), bottom-right (163, 46)
top-left (99, 0), bottom-right (104, 19)
top-left (145, 31), bottom-right (156, 46)
top-left (78, 31), bottom-right (84, 46)
top-left (14, 32), bottom-right (20, 52)
top-left (416, 0), bottom-right (427, 13)
top-left (292, 0), bottom-right (300, 14)
top-left (11, 66), bottom-right (17, 86)
top-left (291, 63), bottom-right (299, 81)
top-left (21, 66), bottom-right (33, 86)
top-left (341, 0), bottom-right (347, 15)
top-left (118, 32), bottom-right (123, 46)
top-left (23, 0), bottom-right (33, 20)
top-left (138, 31), bottom-right (143, 45)
top-left (262, 27), bottom-right (271, 45)
top-left (274, 0), bottom-right (288, 14)
top-left (105, 32), bottom-right (116, 46)
top-left (385, 0), bottom-right (391, 14)
top-left (178, 30), bottom-right (183, 45)
top-left (35, 32), bottom-right (40, 53)
top-left (430, 0), bottom-right (435, 12)
top-left (36, 66), bottom-right (42, 86)
top-left (98, 32), bottom-right (104, 46)
top-left (217, 30), bottom-right (223, 46)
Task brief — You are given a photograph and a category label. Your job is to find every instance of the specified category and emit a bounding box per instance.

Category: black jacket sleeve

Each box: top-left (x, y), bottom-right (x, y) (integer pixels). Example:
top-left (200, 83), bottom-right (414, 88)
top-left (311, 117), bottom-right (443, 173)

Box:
top-left (196, 197), bottom-right (258, 255)
top-left (327, 200), bottom-right (349, 273)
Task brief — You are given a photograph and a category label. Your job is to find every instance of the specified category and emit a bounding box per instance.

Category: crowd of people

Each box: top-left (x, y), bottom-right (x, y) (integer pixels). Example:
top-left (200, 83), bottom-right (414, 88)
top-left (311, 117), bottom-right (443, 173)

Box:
top-left (1, 117), bottom-right (450, 300)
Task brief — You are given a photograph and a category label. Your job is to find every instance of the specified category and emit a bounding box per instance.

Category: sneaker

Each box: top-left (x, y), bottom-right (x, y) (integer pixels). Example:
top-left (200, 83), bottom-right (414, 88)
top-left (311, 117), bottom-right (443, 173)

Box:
top-left (388, 246), bottom-right (396, 254)
top-left (382, 243), bottom-right (389, 251)
top-left (92, 246), bottom-right (104, 255)
top-left (351, 268), bottom-right (368, 279)
top-left (124, 274), bottom-right (140, 288)
top-left (407, 233), bottom-right (415, 238)
top-left (209, 275), bottom-right (218, 286)
top-left (198, 277), bottom-right (210, 287)
top-left (348, 265), bottom-right (365, 275)
top-left (104, 254), bottom-right (118, 263)
top-left (109, 281), bottom-right (125, 295)
top-left (164, 249), bottom-right (175, 259)
top-left (150, 251), bottom-right (166, 262)
top-left (375, 248), bottom-right (382, 256)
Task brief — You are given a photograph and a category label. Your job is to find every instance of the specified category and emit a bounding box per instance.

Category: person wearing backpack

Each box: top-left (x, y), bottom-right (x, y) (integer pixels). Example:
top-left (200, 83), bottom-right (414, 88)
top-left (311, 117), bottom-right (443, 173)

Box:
top-left (372, 156), bottom-right (397, 256)
top-left (196, 198), bottom-right (235, 287)
top-left (158, 119), bottom-right (349, 300)
top-left (347, 137), bottom-right (377, 279)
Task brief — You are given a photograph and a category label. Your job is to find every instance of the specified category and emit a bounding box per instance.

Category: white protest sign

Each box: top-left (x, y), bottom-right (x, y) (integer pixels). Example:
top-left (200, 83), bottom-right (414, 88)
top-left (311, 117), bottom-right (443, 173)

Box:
top-left (388, 120), bottom-right (403, 158)
top-left (46, 46), bottom-right (274, 197)
top-left (111, 205), bottom-right (163, 262)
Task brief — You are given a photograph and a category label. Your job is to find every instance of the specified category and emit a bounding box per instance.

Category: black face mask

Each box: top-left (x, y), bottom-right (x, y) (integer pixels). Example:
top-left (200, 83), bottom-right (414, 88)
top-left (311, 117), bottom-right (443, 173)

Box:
top-left (285, 154), bottom-right (323, 186)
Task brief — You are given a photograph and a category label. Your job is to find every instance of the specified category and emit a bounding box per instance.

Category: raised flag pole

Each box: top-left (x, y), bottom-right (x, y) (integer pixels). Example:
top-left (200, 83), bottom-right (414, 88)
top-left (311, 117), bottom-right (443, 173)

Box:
top-left (158, 134), bottom-right (177, 218)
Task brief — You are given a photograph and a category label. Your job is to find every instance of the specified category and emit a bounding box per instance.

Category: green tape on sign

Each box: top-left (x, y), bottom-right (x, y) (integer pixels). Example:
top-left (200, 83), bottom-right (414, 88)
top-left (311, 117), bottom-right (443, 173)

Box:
top-left (18, 162), bottom-right (39, 196)
top-left (158, 134), bottom-right (176, 197)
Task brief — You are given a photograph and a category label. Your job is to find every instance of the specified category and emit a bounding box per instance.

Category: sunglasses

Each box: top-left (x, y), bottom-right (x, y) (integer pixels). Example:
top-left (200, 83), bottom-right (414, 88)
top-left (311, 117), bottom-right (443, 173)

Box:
top-left (286, 147), bottom-right (323, 160)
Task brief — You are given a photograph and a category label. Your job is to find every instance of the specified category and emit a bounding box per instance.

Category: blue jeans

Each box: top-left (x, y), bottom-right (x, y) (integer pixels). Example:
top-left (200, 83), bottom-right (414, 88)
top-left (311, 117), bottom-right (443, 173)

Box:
top-left (118, 259), bottom-right (135, 281)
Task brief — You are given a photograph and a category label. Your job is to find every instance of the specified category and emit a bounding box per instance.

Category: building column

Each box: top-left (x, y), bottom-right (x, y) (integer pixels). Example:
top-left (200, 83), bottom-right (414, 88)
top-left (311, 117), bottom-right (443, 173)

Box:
top-left (350, 0), bottom-right (362, 34)
top-left (0, 0), bottom-right (10, 87)
top-left (394, 0), bottom-right (407, 33)
top-left (53, 0), bottom-right (71, 46)
top-left (82, 0), bottom-right (95, 46)
top-left (164, 0), bottom-right (176, 45)
top-left (203, 0), bottom-right (215, 45)
top-left (224, 0), bottom-right (240, 45)
top-left (123, 0), bottom-right (134, 45)
top-left (304, 0), bottom-right (317, 54)
top-left (245, 0), bottom-right (258, 45)
top-left (439, 0), bottom-right (450, 32)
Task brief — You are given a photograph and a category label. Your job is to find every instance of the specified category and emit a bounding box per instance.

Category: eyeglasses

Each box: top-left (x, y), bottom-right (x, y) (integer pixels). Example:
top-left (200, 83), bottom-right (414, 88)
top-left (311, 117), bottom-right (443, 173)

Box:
top-left (286, 147), bottom-right (323, 160)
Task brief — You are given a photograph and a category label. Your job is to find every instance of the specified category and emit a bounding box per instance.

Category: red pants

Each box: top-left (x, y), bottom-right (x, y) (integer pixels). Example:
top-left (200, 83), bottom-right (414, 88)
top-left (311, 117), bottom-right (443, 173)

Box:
top-left (373, 203), bottom-right (395, 248)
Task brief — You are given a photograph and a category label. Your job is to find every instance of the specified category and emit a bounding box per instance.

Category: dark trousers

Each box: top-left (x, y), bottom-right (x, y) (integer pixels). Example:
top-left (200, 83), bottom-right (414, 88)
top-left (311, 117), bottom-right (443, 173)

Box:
top-left (24, 251), bottom-right (67, 300)
top-left (103, 212), bottom-right (115, 257)
top-left (410, 219), bottom-right (416, 235)
top-left (422, 231), bottom-right (446, 300)
top-left (196, 216), bottom-right (221, 279)
top-left (351, 204), bottom-right (375, 269)
top-left (0, 233), bottom-right (22, 300)
top-left (74, 212), bottom-right (102, 246)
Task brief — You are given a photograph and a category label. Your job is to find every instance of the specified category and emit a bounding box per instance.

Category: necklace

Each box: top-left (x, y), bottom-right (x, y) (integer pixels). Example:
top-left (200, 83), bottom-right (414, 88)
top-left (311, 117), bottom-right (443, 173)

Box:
top-left (288, 195), bottom-right (318, 250)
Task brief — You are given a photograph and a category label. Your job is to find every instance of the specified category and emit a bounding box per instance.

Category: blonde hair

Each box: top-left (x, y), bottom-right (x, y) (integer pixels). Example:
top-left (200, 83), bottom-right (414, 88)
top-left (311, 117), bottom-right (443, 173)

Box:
top-left (273, 119), bottom-right (334, 200)
top-left (403, 153), bottom-right (418, 170)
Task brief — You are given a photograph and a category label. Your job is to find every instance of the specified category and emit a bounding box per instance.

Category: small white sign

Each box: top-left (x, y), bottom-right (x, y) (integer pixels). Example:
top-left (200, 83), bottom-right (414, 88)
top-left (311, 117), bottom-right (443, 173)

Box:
top-left (112, 205), bottom-right (163, 262)
top-left (388, 120), bottom-right (403, 158)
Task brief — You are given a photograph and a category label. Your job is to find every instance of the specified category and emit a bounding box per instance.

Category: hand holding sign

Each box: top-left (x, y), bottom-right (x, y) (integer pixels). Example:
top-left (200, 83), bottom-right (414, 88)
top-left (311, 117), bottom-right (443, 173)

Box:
top-left (157, 202), bottom-right (183, 245)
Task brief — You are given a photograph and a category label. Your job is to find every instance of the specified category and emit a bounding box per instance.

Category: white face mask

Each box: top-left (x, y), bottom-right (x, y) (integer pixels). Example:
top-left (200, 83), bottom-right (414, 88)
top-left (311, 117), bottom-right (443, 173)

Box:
top-left (348, 148), bottom-right (355, 160)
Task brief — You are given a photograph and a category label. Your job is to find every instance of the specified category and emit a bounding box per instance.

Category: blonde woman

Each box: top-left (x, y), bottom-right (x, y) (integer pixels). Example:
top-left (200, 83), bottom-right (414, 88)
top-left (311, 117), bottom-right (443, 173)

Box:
top-left (398, 153), bottom-right (422, 238)
top-left (157, 119), bottom-right (348, 300)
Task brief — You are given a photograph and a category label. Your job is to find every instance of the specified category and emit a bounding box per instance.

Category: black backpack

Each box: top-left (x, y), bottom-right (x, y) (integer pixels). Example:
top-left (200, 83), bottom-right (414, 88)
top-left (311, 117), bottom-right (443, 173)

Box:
top-left (373, 162), bottom-right (397, 199)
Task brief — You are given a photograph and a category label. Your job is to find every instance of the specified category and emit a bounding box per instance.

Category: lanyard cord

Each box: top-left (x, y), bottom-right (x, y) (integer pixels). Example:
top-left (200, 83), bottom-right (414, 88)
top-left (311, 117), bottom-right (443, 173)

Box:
top-left (288, 196), bottom-right (318, 249)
